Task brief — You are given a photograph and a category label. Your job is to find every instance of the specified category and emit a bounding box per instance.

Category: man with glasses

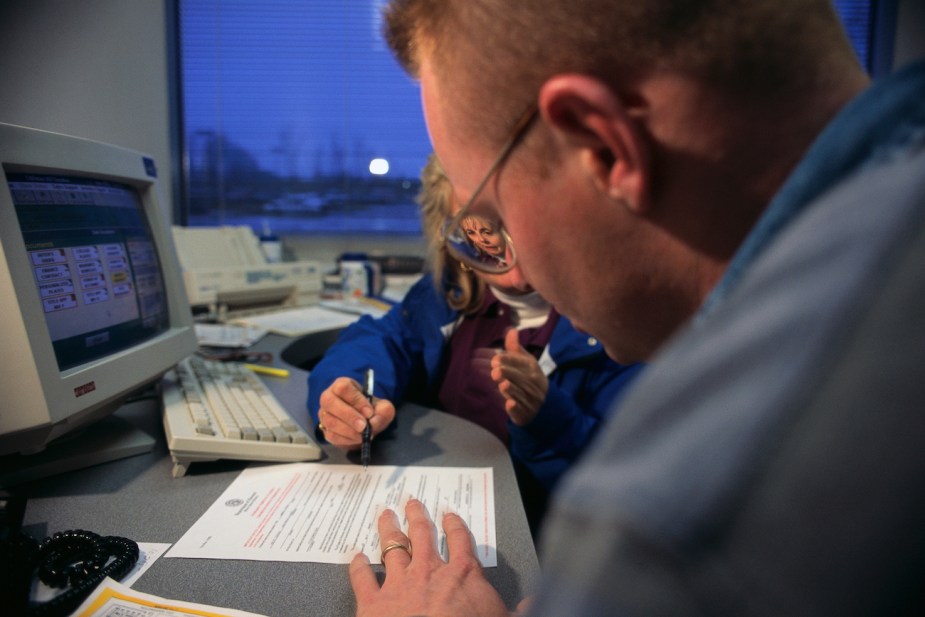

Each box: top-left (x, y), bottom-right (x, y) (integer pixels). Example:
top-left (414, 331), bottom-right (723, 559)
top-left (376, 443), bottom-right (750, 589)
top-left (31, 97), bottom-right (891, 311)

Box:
top-left (348, 1), bottom-right (925, 615)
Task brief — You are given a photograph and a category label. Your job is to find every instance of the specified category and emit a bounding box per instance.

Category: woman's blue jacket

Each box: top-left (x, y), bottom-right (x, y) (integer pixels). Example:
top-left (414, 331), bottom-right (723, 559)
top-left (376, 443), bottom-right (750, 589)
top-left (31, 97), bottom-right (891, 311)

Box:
top-left (307, 273), bottom-right (642, 490)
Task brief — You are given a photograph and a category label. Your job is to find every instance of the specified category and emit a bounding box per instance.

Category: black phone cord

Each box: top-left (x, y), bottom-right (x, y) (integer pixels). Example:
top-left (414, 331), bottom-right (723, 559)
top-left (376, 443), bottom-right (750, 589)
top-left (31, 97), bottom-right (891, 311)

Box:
top-left (28, 529), bottom-right (139, 617)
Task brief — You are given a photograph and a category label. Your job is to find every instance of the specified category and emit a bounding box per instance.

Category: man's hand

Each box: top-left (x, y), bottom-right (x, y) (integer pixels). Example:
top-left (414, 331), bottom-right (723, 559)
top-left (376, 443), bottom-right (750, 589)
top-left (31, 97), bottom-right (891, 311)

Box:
top-left (349, 499), bottom-right (510, 617)
top-left (491, 328), bottom-right (548, 426)
top-left (317, 376), bottom-right (396, 449)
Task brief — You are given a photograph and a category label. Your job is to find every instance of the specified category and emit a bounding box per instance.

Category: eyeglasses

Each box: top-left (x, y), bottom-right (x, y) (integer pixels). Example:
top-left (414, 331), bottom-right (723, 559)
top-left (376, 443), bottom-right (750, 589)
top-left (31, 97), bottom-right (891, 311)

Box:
top-left (441, 105), bottom-right (538, 274)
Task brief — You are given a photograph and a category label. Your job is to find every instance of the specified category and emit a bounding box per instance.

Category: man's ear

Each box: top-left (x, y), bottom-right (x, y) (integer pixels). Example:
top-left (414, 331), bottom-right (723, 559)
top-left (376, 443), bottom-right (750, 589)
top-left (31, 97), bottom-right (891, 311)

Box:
top-left (538, 75), bottom-right (650, 213)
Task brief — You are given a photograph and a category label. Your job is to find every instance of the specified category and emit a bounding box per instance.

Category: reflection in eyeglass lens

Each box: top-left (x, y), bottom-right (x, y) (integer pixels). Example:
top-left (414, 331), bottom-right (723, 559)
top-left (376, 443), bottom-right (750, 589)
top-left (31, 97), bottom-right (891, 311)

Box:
top-left (461, 215), bottom-right (506, 257)
top-left (445, 212), bottom-right (514, 272)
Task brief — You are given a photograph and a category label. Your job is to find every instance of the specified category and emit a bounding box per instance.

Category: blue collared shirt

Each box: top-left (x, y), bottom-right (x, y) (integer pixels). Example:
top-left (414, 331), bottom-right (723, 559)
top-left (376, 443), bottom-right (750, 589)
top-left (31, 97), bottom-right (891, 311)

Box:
top-left (699, 59), bottom-right (925, 320)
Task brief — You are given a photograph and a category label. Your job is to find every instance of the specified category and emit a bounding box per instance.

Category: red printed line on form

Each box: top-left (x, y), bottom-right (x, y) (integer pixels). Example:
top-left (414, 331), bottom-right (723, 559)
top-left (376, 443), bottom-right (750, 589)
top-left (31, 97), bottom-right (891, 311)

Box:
top-left (245, 472), bottom-right (300, 548)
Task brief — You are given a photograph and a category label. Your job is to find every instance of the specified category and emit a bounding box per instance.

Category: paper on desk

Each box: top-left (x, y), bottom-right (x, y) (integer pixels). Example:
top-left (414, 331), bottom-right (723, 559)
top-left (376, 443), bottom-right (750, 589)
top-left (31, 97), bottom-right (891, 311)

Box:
top-left (122, 542), bottom-right (172, 587)
top-left (166, 462), bottom-right (497, 567)
top-left (320, 296), bottom-right (391, 317)
top-left (230, 305), bottom-right (360, 336)
top-left (195, 323), bottom-right (268, 348)
top-left (73, 576), bottom-right (267, 617)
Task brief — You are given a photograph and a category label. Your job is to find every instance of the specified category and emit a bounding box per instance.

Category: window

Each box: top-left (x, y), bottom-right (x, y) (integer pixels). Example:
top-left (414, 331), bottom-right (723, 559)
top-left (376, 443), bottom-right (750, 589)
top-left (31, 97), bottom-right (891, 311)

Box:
top-left (833, 0), bottom-right (896, 74)
top-left (176, 1), bottom-right (889, 238)
top-left (178, 0), bottom-right (430, 236)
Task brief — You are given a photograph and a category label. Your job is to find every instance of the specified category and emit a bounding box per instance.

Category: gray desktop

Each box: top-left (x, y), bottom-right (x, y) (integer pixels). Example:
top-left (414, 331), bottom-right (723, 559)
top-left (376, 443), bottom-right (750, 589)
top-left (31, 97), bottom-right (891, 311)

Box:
top-left (21, 333), bottom-right (542, 616)
top-left (1, 124), bottom-right (539, 615)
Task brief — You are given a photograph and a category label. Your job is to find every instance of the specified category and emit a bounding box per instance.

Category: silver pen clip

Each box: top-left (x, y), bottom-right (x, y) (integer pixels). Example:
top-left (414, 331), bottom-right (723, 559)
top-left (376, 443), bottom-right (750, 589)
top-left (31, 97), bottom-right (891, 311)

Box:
top-left (361, 368), bottom-right (374, 469)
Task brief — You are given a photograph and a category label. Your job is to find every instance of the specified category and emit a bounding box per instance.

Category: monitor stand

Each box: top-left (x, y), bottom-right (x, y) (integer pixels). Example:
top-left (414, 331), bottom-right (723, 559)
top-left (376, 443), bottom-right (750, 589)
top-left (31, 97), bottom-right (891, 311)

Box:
top-left (0, 416), bottom-right (154, 489)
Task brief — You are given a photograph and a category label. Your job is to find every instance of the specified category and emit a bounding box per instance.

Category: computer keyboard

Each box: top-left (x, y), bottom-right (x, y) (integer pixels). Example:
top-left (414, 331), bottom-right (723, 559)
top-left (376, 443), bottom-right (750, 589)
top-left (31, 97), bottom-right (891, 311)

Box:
top-left (161, 356), bottom-right (321, 477)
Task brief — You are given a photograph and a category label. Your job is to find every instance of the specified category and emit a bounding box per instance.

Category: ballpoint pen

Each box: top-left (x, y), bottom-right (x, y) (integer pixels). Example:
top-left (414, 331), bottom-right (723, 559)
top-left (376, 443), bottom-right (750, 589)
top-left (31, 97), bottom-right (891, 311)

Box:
top-left (361, 368), bottom-right (373, 469)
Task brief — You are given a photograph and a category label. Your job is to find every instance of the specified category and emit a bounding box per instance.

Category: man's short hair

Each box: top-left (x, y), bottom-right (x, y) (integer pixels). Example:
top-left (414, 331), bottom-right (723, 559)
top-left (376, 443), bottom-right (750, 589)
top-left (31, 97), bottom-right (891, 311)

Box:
top-left (384, 0), bottom-right (859, 146)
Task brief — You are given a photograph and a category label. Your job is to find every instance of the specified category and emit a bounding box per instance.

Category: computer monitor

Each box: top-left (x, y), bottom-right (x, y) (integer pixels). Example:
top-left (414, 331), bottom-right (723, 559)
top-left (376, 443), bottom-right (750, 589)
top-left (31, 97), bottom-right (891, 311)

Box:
top-left (0, 123), bottom-right (197, 486)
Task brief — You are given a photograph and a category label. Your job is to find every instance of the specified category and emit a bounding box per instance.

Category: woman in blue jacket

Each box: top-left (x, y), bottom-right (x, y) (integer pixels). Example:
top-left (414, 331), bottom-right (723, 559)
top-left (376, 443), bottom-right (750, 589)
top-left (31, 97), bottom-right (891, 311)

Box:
top-left (308, 155), bottom-right (641, 530)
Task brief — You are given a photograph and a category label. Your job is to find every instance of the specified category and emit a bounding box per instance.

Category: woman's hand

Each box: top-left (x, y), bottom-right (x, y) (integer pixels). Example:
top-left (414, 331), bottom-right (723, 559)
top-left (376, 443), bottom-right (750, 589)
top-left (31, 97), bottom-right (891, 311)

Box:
top-left (491, 328), bottom-right (549, 426)
top-left (349, 499), bottom-right (510, 617)
top-left (317, 376), bottom-right (396, 450)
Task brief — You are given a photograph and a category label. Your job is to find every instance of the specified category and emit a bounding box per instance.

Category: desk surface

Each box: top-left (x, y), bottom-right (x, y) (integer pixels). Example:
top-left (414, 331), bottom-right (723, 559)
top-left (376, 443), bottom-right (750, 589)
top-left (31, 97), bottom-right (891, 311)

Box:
top-left (21, 333), bottom-right (540, 616)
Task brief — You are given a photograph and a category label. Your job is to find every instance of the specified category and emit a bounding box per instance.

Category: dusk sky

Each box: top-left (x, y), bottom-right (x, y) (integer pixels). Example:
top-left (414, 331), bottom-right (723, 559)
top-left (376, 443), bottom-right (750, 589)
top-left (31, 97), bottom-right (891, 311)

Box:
top-left (182, 0), bottom-right (432, 180)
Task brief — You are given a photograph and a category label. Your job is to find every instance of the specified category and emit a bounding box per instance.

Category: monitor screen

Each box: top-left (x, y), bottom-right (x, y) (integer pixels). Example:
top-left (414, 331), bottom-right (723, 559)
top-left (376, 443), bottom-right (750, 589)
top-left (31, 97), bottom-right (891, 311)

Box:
top-left (8, 173), bottom-right (170, 370)
top-left (0, 123), bottom-right (197, 483)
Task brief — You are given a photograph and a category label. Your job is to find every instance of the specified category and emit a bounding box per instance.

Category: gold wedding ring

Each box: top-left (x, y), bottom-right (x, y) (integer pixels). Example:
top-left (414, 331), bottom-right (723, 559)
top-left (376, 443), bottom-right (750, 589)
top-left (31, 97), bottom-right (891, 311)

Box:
top-left (381, 540), bottom-right (412, 560)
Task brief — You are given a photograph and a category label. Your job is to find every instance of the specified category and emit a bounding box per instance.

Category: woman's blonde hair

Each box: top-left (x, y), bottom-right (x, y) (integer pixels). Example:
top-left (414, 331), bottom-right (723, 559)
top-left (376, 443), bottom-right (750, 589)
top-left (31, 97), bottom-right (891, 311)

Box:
top-left (418, 153), bottom-right (484, 313)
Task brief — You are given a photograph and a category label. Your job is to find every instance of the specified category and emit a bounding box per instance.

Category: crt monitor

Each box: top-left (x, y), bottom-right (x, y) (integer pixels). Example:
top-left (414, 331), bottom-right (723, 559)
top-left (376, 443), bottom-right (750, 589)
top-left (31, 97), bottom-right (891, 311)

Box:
top-left (0, 123), bottom-right (197, 484)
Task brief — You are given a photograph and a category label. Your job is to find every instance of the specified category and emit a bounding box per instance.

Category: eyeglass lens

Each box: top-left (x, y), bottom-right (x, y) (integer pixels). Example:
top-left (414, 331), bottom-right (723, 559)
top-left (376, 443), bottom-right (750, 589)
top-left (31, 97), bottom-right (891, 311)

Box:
top-left (441, 105), bottom-right (537, 275)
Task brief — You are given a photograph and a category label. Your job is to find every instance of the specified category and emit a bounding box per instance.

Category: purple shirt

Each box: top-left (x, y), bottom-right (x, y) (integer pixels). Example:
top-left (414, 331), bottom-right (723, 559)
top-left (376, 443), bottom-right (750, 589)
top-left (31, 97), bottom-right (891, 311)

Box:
top-left (437, 289), bottom-right (559, 443)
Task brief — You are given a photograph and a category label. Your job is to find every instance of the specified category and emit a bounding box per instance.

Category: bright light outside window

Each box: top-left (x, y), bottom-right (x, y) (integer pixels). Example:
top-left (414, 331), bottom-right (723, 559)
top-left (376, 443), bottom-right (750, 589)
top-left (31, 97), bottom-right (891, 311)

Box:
top-left (369, 158), bottom-right (390, 175)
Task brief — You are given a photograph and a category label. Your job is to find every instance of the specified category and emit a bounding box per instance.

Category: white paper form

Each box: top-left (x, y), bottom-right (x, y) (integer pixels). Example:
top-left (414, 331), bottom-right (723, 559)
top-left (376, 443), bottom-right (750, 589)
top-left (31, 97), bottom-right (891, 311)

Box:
top-left (166, 463), bottom-right (497, 567)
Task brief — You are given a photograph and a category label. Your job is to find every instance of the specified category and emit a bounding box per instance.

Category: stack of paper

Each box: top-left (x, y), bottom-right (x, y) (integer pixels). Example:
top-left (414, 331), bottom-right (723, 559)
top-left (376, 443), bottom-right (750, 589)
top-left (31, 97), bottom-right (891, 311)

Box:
top-left (230, 305), bottom-right (363, 337)
top-left (195, 323), bottom-right (268, 348)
